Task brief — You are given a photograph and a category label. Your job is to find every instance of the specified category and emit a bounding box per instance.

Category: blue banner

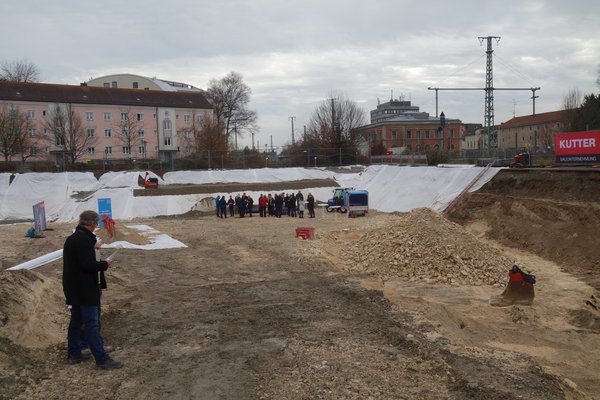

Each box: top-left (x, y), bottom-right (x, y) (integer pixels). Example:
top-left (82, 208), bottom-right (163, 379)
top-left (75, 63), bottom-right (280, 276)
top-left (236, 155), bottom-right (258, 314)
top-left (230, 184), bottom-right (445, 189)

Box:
top-left (98, 198), bottom-right (112, 228)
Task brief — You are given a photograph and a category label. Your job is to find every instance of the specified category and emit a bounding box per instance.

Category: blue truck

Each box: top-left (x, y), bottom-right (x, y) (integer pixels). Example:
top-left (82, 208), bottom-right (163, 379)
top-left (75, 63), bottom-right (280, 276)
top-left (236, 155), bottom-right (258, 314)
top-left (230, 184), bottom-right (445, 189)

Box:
top-left (326, 188), bottom-right (369, 217)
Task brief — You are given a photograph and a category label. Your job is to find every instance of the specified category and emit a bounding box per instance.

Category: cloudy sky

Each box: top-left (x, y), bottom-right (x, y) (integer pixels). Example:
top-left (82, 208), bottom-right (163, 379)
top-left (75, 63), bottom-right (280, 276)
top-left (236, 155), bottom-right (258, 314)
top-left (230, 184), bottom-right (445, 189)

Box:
top-left (2, 0), bottom-right (599, 148)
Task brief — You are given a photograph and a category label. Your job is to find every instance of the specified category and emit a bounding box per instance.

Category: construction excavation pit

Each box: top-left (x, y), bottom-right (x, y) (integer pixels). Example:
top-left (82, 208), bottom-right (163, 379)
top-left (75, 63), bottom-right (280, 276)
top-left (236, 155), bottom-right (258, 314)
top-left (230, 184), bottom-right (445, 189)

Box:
top-left (1, 168), bottom-right (599, 399)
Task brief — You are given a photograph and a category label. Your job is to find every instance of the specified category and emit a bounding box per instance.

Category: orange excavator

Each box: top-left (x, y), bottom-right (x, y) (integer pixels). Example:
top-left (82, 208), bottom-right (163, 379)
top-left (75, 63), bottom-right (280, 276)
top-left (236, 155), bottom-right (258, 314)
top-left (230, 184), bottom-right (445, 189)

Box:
top-left (138, 171), bottom-right (159, 189)
top-left (509, 152), bottom-right (531, 168)
top-left (491, 264), bottom-right (536, 306)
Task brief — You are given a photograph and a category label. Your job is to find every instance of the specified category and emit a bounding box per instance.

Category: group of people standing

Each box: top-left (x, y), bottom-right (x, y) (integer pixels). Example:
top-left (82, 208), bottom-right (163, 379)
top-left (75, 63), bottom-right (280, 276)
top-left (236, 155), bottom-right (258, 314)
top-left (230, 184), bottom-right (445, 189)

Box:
top-left (216, 191), bottom-right (316, 219)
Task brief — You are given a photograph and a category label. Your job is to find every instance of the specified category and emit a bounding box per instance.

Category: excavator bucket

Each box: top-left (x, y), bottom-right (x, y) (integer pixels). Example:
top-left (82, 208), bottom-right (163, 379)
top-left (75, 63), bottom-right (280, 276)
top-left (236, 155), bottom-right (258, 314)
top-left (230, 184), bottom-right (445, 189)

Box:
top-left (490, 265), bottom-right (535, 307)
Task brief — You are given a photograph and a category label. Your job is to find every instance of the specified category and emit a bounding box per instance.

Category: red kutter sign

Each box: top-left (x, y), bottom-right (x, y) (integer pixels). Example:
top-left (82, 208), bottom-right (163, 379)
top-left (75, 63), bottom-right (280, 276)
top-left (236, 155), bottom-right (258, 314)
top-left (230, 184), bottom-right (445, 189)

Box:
top-left (554, 130), bottom-right (600, 163)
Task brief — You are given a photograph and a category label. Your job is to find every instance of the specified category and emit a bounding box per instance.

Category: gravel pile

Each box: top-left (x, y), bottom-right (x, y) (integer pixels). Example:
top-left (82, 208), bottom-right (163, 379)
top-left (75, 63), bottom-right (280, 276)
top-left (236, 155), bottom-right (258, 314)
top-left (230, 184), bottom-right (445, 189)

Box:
top-left (330, 208), bottom-right (513, 286)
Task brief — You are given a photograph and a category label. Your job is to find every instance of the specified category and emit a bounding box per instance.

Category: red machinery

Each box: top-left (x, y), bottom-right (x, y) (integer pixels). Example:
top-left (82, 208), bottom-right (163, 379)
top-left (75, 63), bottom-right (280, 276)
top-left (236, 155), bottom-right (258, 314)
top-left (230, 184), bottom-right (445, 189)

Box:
top-left (138, 172), bottom-right (159, 188)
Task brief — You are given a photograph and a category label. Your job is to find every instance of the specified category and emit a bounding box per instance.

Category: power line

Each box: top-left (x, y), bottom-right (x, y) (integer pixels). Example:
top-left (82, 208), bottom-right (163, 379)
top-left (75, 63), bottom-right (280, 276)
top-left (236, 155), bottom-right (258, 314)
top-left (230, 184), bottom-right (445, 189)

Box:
top-left (427, 36), bottom-right (541, 157)
top-left (430, 53), bottom-right (485, 88)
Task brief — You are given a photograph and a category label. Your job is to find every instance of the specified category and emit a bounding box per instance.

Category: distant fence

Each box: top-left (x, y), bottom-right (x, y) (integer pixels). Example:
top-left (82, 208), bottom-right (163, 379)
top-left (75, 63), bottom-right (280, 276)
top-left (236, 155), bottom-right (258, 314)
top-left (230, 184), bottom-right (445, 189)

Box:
top-left (370, 154), bottom-right (428, 165)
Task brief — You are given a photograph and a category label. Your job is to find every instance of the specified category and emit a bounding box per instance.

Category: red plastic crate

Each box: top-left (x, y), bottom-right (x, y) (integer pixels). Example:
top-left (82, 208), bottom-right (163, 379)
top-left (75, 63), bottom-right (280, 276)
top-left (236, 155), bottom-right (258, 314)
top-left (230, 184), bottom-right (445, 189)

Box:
top-left (295, 227), bottom-right (315, 239)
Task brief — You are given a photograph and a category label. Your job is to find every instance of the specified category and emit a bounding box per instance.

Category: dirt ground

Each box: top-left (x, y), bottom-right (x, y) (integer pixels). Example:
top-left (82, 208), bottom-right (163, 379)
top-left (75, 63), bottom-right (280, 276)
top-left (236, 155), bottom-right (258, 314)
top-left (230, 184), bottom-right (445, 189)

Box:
top-left (0, 170), bottom-right (599, 399)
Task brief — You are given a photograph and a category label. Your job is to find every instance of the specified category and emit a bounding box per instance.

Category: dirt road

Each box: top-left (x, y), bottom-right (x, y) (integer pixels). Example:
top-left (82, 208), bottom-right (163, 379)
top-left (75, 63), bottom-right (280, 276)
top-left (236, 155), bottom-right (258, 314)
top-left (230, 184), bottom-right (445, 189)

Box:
top-left (0, 209), bottom-right (596, 399)
top-left (0, 170), bottom-right (600, 400)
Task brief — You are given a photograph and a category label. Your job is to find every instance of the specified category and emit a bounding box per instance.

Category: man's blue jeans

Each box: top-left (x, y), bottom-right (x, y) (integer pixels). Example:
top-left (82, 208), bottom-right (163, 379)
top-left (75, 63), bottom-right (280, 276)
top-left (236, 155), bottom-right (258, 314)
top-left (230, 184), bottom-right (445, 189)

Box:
top-left (68, 305), bottom-right (107, 363)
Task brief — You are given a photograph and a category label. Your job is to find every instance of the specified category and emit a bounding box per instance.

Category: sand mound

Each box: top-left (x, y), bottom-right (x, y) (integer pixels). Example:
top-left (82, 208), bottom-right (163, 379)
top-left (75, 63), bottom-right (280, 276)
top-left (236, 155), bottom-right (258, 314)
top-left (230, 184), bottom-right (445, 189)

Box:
top-left (329, 208), bottom-right (514, 285)
top-left (0, 270), bottom-right (66, 349)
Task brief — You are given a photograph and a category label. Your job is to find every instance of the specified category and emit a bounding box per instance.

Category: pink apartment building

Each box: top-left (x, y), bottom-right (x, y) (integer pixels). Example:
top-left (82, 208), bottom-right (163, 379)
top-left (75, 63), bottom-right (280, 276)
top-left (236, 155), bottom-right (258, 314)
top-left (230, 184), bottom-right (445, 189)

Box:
top-left (0, 81), bottom-right (212, 167)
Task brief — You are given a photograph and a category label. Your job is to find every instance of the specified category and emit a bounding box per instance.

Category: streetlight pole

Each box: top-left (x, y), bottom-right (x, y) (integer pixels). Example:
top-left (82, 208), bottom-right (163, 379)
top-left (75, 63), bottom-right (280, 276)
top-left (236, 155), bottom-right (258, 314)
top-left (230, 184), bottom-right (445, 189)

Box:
top-left (289, 116), bottom-right (296, 145)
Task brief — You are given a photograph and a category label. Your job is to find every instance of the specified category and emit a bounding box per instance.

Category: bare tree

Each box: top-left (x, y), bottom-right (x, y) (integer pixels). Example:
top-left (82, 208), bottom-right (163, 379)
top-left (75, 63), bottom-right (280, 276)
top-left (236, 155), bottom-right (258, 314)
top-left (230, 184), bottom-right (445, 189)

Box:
top-left (178, 112), bottom-right (204, 154)
top-left (562, 87), bottom-right (582, 132)
top-left (114, 108), bottom-right (145, 164)
top-left (206, 71), bottom-right (258, 149)
top-left (306, 91), bottom-right (367, 148)
top-left (0, 105), bottom-right (18, 161)
top-left (195, 117), bottom-right (228, 155)
top-left (10, 109), bottom-right (39, 165)
top-left (0, 59), bottom-right (40, 82)
top-left (45, 104), bottom-right (96, 169)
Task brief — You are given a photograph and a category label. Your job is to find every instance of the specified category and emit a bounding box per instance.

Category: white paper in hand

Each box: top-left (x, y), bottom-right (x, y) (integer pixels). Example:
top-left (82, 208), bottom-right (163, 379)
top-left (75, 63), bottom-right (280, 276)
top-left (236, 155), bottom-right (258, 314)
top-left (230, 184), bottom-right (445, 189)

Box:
top-left (106, 249), bottom-right (120, 261)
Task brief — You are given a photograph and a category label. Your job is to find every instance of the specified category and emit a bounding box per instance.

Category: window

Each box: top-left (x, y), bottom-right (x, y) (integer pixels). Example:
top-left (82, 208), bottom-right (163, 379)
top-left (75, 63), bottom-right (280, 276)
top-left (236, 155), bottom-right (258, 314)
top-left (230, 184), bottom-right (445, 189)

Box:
top-left (111, 81), bottom-right (117, 88)
top-left (103, 112), bottom-right (111, 121)
top-left (133, 82), bottom-right (139, 89)
top-left (9, 109), bottom-right (17, 117)
top-left (104, 129), bottom-right (112, 137)
top-left (138, 129), bottom-right (145, 138)
top-left (86, 128), bottom-right (95, 137)
top-left (163, 119), bottom-right (172, 130)
top-left (196, 115), bottom-right (204, 123)
top-left (87, 147), bottom-right (95, 155)
top-left (28, 128), bottom-right (36, 137)
top-left (416, 129), bottom-right (421, 140)
top-left (27, 110), bottom-right (35, 119)
top-left (138, 145), bottom-right (146, 154)
top-left (406, 129), bottom-right (412, 139)
top-left (184, 114), bottom-right (191, 122)
top-left (121, 112), bottom-right (128, 121)
top-left (103, 82), bottom-right (110, 88)
top-left (165, 111), bottom-right (169, 116)
top-left (56, 136), bottom-right (65, 146)
top-left (184, 130), bottom-right (192, 138)
top-left (122, 146), bottom-right (130, 154)
top-left (42, 110), bottom-right (46, 116)
top-left (185, 145), bottom-right (192, 153)
top-left (121, 129), bottom-right (129, 137)
top-left (391, 129), bottom-right (397, 140)
top-left (137, 113), bottom-right (144, 121)
top-left (86, 112), bottom-right (93, 121)
top-left (29, 146), bottom-right (37, 156)
top-left (44, 128), bottom-right (48, 135)
top-left (425, 130), bottom-right (430, 139)
top-left (105, 146), bottom-right (112, 154)
top-left (176, 114), bottom-right (179, 119)
top-left (164, 137), bottom-right (171, 146)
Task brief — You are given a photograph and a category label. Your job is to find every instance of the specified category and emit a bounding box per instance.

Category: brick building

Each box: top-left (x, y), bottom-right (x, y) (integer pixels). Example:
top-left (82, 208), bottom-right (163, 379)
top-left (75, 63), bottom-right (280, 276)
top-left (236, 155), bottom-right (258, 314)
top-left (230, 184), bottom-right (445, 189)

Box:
top-left (355, 99), bottom-right (464, 154)
top-left (496, 110), bottom-right (567, 153)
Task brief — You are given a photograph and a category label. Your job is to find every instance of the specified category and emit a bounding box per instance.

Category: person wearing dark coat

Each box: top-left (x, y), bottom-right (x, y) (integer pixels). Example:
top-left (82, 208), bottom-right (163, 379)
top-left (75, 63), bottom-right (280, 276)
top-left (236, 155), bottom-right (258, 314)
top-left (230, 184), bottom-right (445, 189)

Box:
top-left (219, 195), bottom-right (227, 218)
top-left (289, 193), bottom-right (297, 217)
top-left (246, 195), bottom-right (254, 217)
top-left (307, 193), bottom-right (316, 218)
top-left (228, 196), bottom-right (235, 217)
top-left (63, 210), bottom-right (122, 369)
top-left (274, 193), bottom-right (284, 218)
top-left (236, 195), bottom-right (245, 217)
top-left (267, 194), bottom-right (274, 216)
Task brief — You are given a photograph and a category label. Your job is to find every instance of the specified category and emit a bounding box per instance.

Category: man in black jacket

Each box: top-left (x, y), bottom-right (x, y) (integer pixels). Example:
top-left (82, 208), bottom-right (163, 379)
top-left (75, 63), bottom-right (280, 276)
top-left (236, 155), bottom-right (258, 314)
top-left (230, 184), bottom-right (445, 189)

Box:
top-left (63, 210), bottom-right (123, 369)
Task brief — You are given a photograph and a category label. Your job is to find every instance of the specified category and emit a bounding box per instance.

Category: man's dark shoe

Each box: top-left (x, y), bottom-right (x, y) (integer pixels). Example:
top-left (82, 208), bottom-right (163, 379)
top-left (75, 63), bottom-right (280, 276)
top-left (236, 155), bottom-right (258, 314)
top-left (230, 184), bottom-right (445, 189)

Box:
top-left (82, 345), bottom-right (114, 356)
top-left (67, 353), bottom-right (92, 364)
top-left (96, 357), bottom-right (123, 370)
